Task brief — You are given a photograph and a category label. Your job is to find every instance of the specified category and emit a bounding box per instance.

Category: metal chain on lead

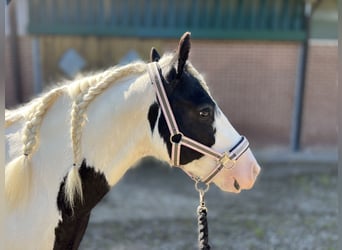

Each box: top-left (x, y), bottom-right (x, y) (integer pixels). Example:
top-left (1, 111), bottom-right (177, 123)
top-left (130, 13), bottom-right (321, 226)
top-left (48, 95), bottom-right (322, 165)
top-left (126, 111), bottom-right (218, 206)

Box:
top-left (196, 182), bottom-right (211, 250)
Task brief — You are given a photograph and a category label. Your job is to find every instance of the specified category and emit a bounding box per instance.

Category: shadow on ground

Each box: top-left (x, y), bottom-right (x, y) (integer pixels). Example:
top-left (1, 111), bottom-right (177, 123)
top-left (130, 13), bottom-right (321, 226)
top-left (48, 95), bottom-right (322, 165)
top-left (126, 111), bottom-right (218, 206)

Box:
top-left (80, 157), bottom-right (337, 250)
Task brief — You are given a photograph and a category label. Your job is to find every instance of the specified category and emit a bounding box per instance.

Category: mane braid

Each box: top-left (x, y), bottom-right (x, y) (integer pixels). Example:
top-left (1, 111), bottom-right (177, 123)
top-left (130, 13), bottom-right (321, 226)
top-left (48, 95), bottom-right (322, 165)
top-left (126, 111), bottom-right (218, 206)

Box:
top-left (5, 86), bottom-right (66, 207)
top-left (5, 96), bottom-right (43, 128)
top-left (5, 111), bottom-right (23, 127)
top-left (65, 62), bottom-right (147, 207)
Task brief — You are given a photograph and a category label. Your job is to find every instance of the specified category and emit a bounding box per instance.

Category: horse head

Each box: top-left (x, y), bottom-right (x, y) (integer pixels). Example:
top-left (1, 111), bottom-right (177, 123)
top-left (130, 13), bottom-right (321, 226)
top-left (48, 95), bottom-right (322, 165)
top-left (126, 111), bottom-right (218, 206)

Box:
top-left (147, 32), bottom-right (260, 193)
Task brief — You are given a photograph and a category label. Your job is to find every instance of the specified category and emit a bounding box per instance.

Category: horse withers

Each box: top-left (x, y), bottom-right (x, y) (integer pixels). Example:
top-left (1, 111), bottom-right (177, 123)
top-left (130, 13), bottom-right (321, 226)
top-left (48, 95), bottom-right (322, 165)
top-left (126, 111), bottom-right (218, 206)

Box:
top-left (5, 32), bottom-right (260, 250)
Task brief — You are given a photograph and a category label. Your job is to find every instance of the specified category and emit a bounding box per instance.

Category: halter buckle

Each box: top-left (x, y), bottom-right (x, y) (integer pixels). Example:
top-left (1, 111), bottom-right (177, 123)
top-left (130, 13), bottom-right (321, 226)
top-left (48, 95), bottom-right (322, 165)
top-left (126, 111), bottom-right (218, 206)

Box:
top-left (219, 152), bottom-right (235, 166)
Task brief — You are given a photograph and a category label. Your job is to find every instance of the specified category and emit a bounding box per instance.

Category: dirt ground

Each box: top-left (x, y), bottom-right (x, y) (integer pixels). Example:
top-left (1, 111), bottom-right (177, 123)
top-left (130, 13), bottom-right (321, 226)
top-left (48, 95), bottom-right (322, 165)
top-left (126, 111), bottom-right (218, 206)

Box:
top-left (79, 157), bottom-right (337, 250)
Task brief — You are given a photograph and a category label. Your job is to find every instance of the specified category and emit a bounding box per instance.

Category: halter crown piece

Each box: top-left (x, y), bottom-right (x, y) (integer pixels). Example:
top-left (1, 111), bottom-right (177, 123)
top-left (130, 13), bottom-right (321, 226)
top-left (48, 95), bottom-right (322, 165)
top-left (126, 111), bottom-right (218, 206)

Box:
top-left (147, 62), bottom-right (249, 185)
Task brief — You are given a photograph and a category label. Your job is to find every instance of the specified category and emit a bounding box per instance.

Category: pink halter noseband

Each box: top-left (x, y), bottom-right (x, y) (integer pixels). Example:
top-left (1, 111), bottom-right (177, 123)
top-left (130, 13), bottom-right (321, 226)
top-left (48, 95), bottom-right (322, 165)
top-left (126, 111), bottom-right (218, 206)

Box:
top-left (147, 62), bottom-right (249, 184)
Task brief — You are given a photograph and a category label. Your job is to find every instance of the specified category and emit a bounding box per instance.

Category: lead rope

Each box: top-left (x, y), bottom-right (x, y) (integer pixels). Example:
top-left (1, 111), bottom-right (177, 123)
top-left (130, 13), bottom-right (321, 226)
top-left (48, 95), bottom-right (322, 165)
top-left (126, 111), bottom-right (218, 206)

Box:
top-left (196, 183), bottom-right (211, 250)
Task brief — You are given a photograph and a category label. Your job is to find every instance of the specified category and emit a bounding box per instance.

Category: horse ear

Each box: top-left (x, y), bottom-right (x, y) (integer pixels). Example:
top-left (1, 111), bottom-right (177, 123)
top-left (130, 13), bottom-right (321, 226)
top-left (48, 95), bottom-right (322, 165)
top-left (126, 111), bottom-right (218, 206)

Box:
top-left (150, 47), bottom-right (160, 62)
top-left (176, 32), bottom-right (191, 78)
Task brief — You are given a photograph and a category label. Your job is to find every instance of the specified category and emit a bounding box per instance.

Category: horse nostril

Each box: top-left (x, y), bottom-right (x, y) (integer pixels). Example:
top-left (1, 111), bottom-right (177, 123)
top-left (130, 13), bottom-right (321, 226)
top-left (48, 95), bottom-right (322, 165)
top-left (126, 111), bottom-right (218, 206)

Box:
top-left (233, 179), bottom-right (240, 190)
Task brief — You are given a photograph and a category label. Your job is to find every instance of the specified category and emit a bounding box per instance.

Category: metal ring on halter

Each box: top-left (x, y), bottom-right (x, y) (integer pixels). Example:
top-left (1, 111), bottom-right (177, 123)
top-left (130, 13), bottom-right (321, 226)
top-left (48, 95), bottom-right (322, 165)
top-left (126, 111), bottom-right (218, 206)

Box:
top-left (170, 132), bottom-right (183, 144)
top-left (195, 181), bottom-right (210, 193)
top-left (223, 161), bottom-right (236, 170)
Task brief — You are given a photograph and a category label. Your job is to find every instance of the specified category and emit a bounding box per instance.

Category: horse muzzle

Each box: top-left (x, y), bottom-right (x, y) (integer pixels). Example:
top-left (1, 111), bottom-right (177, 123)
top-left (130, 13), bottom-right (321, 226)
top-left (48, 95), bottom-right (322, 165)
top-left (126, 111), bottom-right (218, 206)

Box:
top-left (222, 148), bottom-right (261, 192)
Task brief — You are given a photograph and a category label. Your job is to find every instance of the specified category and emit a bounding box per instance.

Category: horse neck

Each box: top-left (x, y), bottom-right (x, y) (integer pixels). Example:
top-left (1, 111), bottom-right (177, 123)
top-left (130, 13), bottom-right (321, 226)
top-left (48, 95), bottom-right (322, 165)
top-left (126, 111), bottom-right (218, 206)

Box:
top-left (81, 73), bottom-right (162, 186)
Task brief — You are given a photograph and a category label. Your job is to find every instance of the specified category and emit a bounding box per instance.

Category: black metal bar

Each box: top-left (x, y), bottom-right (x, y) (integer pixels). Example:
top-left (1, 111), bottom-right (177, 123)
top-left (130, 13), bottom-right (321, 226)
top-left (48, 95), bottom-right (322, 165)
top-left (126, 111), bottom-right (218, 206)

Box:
top-left (290, 1), bottom-right (311, 152)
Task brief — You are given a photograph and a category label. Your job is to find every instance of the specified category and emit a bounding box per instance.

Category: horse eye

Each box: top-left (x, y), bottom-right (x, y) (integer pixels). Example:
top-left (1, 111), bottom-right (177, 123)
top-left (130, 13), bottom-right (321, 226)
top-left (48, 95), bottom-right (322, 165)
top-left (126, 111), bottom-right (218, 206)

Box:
top-left (199, 108), bottom-right (210, 119)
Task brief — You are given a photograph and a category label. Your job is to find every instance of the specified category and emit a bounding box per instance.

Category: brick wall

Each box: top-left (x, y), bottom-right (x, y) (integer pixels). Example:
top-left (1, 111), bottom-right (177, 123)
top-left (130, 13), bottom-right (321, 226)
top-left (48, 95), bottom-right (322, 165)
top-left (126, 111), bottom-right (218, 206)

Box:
top-left (302, 42), bottom-right (337, 147)
top-left (5, 37), bottom-right (337, 148)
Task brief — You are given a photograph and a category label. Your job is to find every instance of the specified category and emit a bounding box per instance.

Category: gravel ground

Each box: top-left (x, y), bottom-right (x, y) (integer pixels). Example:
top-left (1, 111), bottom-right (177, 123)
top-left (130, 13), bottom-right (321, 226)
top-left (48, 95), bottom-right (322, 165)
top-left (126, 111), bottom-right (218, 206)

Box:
top-left (79, 157), bottom-right (337, 250)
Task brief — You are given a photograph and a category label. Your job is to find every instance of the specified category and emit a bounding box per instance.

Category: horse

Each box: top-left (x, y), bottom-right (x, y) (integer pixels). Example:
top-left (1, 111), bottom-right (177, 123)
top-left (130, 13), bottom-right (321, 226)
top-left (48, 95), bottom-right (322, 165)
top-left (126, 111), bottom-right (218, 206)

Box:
top-left (5, 32), bottom-right (261, 250)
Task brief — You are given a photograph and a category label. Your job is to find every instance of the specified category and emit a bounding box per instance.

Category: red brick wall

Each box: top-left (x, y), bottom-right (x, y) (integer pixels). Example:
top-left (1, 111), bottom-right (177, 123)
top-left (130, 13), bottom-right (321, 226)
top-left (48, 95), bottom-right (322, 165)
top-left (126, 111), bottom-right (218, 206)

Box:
top-left (302, 42), bottom-right (337, 147)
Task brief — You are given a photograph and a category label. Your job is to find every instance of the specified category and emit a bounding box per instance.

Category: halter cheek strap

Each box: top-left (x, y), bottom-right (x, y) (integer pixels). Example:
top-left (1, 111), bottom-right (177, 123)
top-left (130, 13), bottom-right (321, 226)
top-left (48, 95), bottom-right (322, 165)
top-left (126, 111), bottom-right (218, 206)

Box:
top-left (147, 62), bottom-right (249, 184)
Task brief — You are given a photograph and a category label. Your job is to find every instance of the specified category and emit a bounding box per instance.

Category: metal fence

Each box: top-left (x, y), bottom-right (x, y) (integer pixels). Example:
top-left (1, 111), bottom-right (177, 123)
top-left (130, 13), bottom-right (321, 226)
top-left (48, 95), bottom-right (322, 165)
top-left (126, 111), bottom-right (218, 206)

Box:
top-left (28, 0), bottom-right (305, 40)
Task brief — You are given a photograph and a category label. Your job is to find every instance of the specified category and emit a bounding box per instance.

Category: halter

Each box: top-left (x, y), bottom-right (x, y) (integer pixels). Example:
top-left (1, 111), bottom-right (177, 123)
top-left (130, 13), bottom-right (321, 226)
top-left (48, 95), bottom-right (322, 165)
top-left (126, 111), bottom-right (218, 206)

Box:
top-left (147, 62), bottom-right (249, 185)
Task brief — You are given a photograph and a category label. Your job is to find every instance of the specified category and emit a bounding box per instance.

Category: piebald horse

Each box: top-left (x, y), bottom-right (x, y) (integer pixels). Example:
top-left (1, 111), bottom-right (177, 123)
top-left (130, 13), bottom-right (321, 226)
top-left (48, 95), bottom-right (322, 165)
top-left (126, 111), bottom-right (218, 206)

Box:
top-left (5, 32), bottom-right (260, 250)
